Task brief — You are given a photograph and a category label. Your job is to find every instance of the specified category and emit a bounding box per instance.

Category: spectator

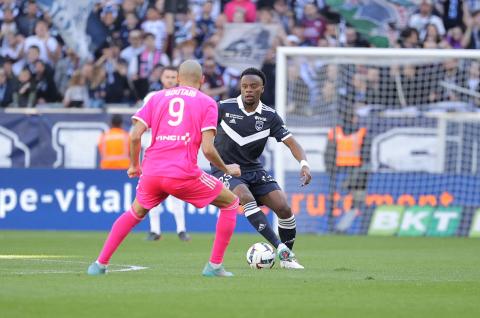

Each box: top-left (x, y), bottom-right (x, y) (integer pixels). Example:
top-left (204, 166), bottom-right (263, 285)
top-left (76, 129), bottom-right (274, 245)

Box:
top-left (224, 0), bottom-right (256, 23)
top-left (54, 48), bottom-right (81, 96)
top-left (141, 7), bottom-right (167, 50)
top-left (160, 65), bottom-right (178, 89)
top-left (148, 64), bottom-right (164, 92)
top-left (344, 26), bottom-right (370, 47)
top-left (446, 25), bottom-right (465, 48)
top-left (63, 70), bottom-right (89, 108)
top-left (462, 9), bottom-right (480, 49)
top-left (129, 32), bottom-right (169, 100)
top-left (172, 39), bottom-right (196, 66)
top-left (438, 0), bottom-right (467, 31)
top-left (398, 27), bottom-right (420, 48)
top-left (424, 23), bottom-right (443, 44)
top-left (409, 0), bottom-right (446, 41)
top-left (16, 0), bottom-right (40, 37)
top-left (365, 68), bottom-right (383, 106)
top-left (34, 60), bottom-right (59, 104)
top-left (174, 10), bottom-right (196, 46)
top-left (23, 20), bottom-right (60, 64)
top-left (100, 4), bottom-right (120, 41)
top-left (190, 0), bottom-right (221, 20)
top-left (1, 8), bottom-right (18, 35)
top-left (1, 32), bottom-right (24, 62)
top-left (438, 59), bottom-right (468, 102)
top-left (1, 57), bottom-right (14, 81)
top-left (301, 3), bottom-right (326, 45)
top-left (288, 24), bottom-right (310, 46)
top-left (135, 0), bottom-right (150, 20)
top-left (120, 29), bottom-right (144, 62)
top-left (195, 1), bottom-right (216, 46)
top-left (201, 57), bottom-right (227, 101)
top-left (261, 48), bottom-right (276, 106)
top-left (119, 13), bottom-right (140, 48)
top-left (466, 61), bottom-right (480, 105)
top-left (120, 0), bottom-right (137, 18)
top-left (13, 68), bottom-right (36, 107)
top-left (272, 0), bottom-right (294, 34)
top-left (323, 22), bottom-right (339, 47)
top-left (88, 65), bottom-right (107, 108)
top-left (13, 44), bottom-right (39, 76)
top-left (0, 68), bottom-right (14, 107)
top-left (105, 59), bottom-right (132, 104)
top-left (286, 63), bottom-right (309, 114)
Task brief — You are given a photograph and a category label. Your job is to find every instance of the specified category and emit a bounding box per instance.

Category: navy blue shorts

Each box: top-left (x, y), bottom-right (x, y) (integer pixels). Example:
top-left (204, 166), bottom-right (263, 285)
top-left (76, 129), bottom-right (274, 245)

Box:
top-left (212, 169), bottom-right (281, 199)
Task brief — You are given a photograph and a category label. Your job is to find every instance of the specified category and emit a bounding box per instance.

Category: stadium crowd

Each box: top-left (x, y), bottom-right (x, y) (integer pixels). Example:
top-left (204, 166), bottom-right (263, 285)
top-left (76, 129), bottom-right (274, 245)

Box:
top-left (0, 0), bottom-right (479, 110)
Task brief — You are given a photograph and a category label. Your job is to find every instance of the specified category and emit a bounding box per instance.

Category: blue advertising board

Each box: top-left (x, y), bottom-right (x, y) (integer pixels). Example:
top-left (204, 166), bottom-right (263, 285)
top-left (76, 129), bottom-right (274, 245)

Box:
top-left (0, 169), bottom-right (261, 232)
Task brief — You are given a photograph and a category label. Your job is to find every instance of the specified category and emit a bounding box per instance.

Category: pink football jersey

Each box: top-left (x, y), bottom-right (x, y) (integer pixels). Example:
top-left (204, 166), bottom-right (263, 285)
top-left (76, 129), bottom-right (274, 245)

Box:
top-left (132, 86), bottom-right (218, 178)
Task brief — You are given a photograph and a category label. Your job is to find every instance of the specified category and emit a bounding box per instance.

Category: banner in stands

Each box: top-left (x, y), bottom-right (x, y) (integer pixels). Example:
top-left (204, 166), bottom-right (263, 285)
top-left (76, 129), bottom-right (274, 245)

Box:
top-left (37, 0), bottom-right (95, 61)
top-left (215, 23), bottom-right (278, 70)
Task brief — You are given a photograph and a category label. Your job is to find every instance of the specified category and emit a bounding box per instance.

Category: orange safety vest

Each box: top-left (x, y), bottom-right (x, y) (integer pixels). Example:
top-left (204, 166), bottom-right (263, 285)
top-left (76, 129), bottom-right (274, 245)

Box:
top-left (98, 128), bottom-right (130, 169)
top-left (328, 126), bottom-right (366, 167)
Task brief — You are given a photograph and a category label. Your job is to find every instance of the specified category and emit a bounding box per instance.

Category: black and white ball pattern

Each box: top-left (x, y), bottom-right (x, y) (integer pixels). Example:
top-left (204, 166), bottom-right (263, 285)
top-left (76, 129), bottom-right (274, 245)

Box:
top-left (246, 242), bottom-right (276, 269)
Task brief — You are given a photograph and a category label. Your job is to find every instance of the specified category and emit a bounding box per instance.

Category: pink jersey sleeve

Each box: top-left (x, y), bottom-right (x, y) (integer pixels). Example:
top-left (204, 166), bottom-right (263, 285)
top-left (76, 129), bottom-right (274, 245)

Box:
top-left (201, 97), bottom-right (218, 132)
top-left (132, 92), bottom-right (156, 128)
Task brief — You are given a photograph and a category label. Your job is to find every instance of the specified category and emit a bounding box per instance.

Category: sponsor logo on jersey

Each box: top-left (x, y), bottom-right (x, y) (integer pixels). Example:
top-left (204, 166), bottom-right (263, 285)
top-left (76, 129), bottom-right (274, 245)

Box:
top-left (225, 113), bottom-right (244, 120)
top-left (255, 120), bottom-right (264, 131)
top-left (229, 118), bottom-right (236, 124)
top-left (255, 116), bottom-right (267, 121)
top-left (155, 132), bottom-right (191, 144)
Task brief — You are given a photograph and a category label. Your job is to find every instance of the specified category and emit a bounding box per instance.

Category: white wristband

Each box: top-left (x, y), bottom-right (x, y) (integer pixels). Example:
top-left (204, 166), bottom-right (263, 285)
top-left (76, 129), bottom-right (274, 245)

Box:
top-left (300, 160), bottom-right (310, 168)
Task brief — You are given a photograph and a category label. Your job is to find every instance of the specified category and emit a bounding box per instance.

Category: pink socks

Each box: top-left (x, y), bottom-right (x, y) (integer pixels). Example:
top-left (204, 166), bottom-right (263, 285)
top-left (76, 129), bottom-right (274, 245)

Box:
top-left (209, 198), bottom-right (239, 265)
top-left (97, 208), bottom-right (142, 265)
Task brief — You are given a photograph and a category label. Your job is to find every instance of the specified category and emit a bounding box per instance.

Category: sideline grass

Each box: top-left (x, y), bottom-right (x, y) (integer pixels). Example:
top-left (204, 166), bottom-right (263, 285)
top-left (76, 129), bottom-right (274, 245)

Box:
top-left (0, 231), bottom-right (479, 318)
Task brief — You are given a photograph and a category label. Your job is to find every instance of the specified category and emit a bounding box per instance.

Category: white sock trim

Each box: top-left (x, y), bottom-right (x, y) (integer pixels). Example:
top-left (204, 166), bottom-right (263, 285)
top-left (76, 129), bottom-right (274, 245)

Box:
top-left (278, 215), bottom-right (296, 229)
top-left (209, 261), bottom-right (221, 269)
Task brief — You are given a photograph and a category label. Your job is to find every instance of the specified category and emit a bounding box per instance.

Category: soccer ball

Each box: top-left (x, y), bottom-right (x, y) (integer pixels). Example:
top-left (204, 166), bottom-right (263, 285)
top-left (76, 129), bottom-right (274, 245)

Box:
top-left (246, 242), bottom-right (275, 269)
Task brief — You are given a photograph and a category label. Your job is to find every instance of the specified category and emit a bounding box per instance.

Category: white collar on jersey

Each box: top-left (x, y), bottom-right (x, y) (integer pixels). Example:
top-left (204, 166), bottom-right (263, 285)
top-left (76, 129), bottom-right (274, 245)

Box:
top-left (236, 95), bottom-right (263, 116)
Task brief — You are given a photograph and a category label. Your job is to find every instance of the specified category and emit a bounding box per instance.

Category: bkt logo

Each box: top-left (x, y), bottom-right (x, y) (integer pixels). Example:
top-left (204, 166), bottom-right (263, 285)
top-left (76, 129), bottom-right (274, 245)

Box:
top-left (156, 133), bottom-right (191, 145)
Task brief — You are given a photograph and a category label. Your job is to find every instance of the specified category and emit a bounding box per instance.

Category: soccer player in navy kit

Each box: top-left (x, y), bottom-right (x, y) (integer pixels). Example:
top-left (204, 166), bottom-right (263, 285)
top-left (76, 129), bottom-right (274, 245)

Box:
top-left (212, 68), bottom-right (312, 269)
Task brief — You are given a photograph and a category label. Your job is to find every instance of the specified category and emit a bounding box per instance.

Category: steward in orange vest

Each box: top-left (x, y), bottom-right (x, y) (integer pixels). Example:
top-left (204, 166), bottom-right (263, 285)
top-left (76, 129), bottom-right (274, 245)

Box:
top-left (98, 115), bottom-right (130, 170)
top-left (324, 110), bottom-right (370, 232)
top-left (327, 126), bottom-right (367, 167)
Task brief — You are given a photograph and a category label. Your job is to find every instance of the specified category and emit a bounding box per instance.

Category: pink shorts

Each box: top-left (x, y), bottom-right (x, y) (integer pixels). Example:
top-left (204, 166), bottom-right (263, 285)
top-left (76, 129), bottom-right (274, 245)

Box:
top-left (136, 172), bottom-right (224, 209)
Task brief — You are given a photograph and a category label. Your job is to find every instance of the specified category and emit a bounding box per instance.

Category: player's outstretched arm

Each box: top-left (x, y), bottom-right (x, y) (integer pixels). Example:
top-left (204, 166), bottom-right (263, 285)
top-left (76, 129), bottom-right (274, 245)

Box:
top-left (127, 119), bottom-right (147, 178)
top-left (201, 130), bottom-right (240, 177)
top-left (283, 136), bottom-right (312, 186)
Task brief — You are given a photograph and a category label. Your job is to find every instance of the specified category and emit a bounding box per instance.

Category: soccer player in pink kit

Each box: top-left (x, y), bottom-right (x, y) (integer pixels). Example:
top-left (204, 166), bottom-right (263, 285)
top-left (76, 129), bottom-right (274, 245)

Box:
top-left (87, 60), bottom-right (241, 277)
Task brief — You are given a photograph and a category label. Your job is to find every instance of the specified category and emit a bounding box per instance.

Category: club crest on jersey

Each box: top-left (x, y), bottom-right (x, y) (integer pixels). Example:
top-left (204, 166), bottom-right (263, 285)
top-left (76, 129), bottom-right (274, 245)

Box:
top-left (255, 120), bottom-right (264, 131)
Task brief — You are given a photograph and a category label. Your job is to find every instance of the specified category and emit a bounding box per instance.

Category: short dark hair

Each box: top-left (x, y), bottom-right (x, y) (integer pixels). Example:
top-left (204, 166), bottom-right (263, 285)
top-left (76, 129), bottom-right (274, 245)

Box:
top-left (161, 65), bottom-right (178, 75)
top-left (111, 114), bottom-right (123, 128)
top-left (240, 68), bottom-right (266, 86)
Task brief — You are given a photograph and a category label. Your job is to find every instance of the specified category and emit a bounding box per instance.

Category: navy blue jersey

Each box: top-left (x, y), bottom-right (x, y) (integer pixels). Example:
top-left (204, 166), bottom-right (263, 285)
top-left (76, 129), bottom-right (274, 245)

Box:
top-left (212, 96), bottom-right (292, 172)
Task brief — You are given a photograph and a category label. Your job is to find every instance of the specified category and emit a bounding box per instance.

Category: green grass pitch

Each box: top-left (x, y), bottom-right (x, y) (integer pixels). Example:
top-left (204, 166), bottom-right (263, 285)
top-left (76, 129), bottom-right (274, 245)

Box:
top-left (0, 231), bottom-right (479, 318)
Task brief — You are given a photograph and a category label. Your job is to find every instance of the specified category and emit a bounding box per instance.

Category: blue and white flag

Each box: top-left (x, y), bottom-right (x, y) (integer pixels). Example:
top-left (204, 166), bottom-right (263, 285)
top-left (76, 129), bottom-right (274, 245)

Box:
top-left (37, 0), bottom-right (95, 61)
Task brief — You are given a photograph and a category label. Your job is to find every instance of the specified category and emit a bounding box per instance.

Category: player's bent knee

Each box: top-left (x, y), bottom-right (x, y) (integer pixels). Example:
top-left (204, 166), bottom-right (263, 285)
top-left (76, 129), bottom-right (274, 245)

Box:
top-left (276, 206), bottom-right (293, 219)
top-left (132, 199), bottom-right (149, 218)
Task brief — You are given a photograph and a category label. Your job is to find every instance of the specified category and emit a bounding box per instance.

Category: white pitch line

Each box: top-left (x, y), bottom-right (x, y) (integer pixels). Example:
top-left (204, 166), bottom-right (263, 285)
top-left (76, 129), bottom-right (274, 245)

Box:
top-left (0, 255), bottom-right (148, 275)
top-left (0, 255), bottom-right (71, 259)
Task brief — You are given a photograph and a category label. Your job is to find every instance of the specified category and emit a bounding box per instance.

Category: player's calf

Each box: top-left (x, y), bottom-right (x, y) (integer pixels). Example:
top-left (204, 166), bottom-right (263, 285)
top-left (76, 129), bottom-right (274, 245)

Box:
top-left (244, 200), bottom-right (282, 248)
